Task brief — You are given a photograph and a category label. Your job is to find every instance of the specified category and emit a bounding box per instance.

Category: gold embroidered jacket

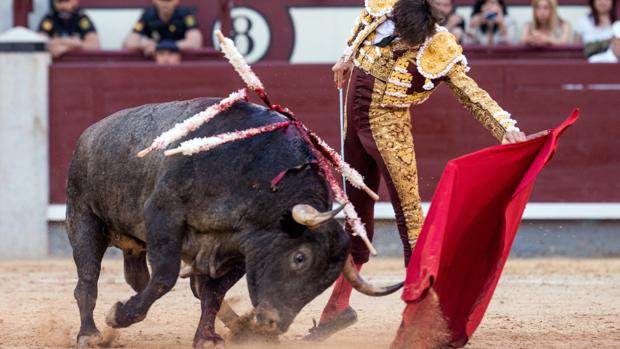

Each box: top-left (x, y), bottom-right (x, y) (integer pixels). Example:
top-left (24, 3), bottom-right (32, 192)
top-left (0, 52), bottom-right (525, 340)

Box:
top-left (344, 9), bottom-right (519, 141)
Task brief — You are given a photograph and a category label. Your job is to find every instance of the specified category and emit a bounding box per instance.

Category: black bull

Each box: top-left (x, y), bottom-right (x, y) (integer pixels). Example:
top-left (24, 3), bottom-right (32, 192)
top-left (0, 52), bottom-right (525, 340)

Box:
top-left (66, 98), bottom-right (402, 348)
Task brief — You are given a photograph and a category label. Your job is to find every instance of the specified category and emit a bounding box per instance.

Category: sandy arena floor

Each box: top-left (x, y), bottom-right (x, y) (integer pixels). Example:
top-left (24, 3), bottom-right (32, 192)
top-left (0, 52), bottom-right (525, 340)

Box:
top-left (0, 258), bottom-right (619, 349)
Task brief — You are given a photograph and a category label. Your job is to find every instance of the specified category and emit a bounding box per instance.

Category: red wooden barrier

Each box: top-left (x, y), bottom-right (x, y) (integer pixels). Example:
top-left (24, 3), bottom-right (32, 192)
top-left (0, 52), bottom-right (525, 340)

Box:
top-left (12, 0), bottom-right (33, 27)
top-left (50, 46), bottom-right (584, 64)
top-left (52, 48), bottom-right (223, 63)
top-left (49, 59), bottom-right (620, 204)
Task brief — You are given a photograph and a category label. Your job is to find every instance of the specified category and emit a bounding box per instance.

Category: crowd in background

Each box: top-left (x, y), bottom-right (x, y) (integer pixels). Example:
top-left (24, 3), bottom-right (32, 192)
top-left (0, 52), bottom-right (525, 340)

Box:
top-left (36, 0), bottom-right (619, 64)
top-left (438, 0), bottom-right (616, 52)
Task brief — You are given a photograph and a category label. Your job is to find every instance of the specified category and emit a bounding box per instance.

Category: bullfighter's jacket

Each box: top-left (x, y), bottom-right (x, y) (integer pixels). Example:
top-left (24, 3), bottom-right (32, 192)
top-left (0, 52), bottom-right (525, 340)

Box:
top-left (343, 5), bottom-right (520, 141)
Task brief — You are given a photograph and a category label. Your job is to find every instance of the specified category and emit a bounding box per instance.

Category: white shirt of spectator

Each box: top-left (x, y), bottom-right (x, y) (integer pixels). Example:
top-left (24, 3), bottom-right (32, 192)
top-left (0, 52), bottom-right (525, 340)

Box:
top-left (373, 19), bottom-right (396, 44)
top-left (574, 16), bottom-right (613, 45)
top-left (588, 48), bottom-right (618, 63)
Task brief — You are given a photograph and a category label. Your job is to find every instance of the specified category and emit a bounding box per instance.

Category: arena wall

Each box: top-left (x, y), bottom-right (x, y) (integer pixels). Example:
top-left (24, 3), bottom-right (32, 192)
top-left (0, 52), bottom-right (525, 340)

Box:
top-left (42, 56), bottom-right (620, 258)
top-left (48, 59), bottom-right (620, 204)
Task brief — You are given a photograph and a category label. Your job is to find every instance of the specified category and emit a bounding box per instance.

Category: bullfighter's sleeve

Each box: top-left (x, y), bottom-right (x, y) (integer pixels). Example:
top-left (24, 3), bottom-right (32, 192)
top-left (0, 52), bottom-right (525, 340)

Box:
top-left (445, 64), bottom-right (519, 142)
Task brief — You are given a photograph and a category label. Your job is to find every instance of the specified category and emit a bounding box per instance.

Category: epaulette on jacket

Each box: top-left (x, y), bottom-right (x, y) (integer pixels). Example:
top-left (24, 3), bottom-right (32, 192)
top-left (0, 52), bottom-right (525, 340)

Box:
top-left (415, 26), bottom-right (469, 90)
top-left (353, 26), bottom-right (469, 108)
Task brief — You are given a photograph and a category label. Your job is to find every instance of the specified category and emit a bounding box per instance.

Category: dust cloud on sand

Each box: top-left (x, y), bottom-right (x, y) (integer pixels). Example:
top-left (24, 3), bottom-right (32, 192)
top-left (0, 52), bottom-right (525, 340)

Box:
top-left (32, 307), bottom-right (74, 348)
top-left (0, 258), bottom-right (619, 348)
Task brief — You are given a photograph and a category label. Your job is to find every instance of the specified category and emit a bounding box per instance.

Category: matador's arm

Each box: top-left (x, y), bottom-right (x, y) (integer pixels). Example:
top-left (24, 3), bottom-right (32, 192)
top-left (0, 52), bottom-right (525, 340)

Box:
top-left (445, 63), bottom-right (519, 142)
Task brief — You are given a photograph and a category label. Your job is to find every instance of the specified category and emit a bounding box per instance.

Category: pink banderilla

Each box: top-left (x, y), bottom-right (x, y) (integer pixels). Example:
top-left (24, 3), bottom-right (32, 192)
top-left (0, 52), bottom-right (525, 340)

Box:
top-left (164, 122), bottom-right (291, 157)
top-left (138, 88), bottom-right (248, 158)
top-left (213, 30), bottom-right (379, 255)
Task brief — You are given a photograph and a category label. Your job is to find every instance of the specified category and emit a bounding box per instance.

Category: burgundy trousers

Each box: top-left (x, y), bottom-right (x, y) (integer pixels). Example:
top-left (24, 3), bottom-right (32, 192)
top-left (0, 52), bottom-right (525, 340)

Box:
top-left (345, 67), bottom-right (424, 265)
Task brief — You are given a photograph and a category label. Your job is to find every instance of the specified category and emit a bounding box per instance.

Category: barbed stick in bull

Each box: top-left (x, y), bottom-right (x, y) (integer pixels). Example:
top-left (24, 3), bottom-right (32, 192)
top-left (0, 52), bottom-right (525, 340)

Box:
top-left (213, 30), bottom-right (379, 203)
top-left (147, 30), bottom-right (379, 255)
top-left (219, 31), bottom-right (381, 252)
top-left (214, 30), bottom-right (380, 203)
top-left (137, 88), bottom-right (249, 157)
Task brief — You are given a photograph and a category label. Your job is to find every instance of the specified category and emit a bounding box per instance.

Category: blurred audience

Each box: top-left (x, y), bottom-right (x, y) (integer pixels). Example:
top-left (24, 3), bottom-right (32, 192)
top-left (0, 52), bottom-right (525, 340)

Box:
top-left (465, 0), bottom-right (517, 45)
top-left (154, 40), bottom-right (182, 65)
top-left (589, 21), bottom-right (620, 63)
top-left (574, 0), bottom-right (617, 57)
top-left (38, 0), bottom-right (100, 57)
top-left (521, 0), bottom-right (572, 46)
top-left (434, 0), bottom-right (466, 43)
top-left (123, 0), bottom-right (203, 62)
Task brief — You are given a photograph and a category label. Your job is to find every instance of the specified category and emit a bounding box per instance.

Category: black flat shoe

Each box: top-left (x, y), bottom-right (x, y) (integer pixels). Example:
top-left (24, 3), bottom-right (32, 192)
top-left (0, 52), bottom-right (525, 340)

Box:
top-left (303, 306), bottom-right (358, 342)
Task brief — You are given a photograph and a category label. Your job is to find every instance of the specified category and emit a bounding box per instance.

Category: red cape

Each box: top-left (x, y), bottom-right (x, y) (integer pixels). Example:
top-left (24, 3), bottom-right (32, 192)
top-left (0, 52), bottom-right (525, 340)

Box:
top-left (397, 110), bottom-right (579, 347)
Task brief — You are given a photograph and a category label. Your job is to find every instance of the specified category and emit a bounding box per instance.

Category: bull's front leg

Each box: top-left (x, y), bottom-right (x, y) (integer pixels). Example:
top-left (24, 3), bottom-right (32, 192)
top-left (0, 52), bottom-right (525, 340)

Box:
top-left (192, 266), bottom-right (245, 348)
top-left (106, 206), bottom-right (184, 328)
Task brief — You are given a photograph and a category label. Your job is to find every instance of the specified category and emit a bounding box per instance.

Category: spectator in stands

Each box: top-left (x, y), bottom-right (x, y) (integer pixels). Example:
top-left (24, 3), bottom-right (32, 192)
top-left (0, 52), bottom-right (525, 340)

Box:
top-left (434, 0), bottom-right (466, 43)
top-left (589, 20), bottom-right (620, 63)
top-left (574, 0), bottom-right (617, 57)
top-left (38, 0), bottom-right (100, 58)
top-left (123, 0), bottom-right (203, 59)
top-left (154, 40), bottom-right (182, 65)
top-left (521, 0), bottom-right (572, 46)
top-left (465, 0), bottom-right (517, 45)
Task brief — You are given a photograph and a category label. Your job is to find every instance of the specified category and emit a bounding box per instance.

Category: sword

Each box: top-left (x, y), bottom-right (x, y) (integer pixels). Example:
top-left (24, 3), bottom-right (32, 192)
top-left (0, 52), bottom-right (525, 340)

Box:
top-left (339, 87), bottom-right (346, 193)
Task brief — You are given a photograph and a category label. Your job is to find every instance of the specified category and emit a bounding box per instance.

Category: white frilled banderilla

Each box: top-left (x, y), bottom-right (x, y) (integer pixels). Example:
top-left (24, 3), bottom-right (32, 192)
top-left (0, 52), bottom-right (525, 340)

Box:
top-left (138, 30), bottom-right (380, 256)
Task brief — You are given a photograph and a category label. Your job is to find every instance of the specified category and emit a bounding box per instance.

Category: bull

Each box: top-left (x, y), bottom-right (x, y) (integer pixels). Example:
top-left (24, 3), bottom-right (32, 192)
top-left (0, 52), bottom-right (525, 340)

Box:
top-left (66, 97), bottom-right (402, 348)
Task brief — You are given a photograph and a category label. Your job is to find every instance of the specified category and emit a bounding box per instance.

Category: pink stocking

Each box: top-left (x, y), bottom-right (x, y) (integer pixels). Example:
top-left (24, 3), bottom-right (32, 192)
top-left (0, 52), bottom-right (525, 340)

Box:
top-left (319, 263), bottom-right (363, 323)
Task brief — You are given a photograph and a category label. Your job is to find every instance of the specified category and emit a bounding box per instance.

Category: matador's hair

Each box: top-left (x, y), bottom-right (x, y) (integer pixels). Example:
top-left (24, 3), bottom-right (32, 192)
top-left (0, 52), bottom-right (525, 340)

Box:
top-left (394, 0), bottom-right (440, 46)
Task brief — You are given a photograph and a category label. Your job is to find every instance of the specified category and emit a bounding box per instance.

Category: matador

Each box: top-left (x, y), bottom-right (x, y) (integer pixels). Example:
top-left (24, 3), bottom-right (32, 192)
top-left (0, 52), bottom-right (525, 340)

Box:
top-left (306, 0), bottom-right (527, 340)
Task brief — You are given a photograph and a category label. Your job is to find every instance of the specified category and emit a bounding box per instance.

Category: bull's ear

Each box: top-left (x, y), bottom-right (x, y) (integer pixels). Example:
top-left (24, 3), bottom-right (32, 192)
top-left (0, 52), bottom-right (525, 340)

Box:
top-left (280, 210), bottom-right (306, 237)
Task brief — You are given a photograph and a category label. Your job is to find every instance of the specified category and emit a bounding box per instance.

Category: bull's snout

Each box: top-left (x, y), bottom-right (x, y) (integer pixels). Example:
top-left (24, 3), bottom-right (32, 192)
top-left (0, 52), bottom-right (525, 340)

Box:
top-left (255, 303), bottom-right (286, 334)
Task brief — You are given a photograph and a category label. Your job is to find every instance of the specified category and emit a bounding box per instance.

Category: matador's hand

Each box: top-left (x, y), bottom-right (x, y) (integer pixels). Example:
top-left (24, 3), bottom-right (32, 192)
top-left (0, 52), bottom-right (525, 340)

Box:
top-left (502, 131), bottom-right (527, 144)
top-left (502, 130), bottom-right (550, 144)
top-left (332, 57), bottom-right (353, 89)
top-left (526, 130), bottom-right (551, 140)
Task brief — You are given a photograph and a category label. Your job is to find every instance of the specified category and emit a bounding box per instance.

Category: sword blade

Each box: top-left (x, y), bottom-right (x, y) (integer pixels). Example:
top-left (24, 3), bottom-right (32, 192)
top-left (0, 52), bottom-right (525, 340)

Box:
top-left (339, 88), bottom-right (346, 193)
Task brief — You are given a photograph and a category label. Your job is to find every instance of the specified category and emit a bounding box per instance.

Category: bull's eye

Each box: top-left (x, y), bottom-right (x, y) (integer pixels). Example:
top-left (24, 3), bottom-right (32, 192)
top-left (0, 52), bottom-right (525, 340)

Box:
top-left (294, 253), bottom-right (305, 264)
top-left (290, 251), bottom-right (307, 270)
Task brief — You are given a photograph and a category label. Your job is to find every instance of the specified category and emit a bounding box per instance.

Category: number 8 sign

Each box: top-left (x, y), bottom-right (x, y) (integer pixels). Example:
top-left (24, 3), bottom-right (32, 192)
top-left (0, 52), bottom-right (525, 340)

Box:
top-left (212, 7), bottom-right (271, 63)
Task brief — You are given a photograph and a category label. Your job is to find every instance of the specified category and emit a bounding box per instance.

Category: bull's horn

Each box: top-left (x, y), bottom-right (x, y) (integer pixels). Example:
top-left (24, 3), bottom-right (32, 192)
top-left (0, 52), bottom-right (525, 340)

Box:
top-left (342, 255), bottom-right (404, 296)
top-left (292, 204), bottom-right (344, 229)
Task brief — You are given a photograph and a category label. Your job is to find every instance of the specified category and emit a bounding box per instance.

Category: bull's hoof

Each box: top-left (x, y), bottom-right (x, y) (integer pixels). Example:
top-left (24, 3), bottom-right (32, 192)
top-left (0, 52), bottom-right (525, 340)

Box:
top-left (194, 335), bottom-right (225, 349)
top-left (105, 300), bottom-right (146, 329)
top-left (105, 302), bottom-right (123, 328)
top-left (76, 332), bottom-right (103, 348)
